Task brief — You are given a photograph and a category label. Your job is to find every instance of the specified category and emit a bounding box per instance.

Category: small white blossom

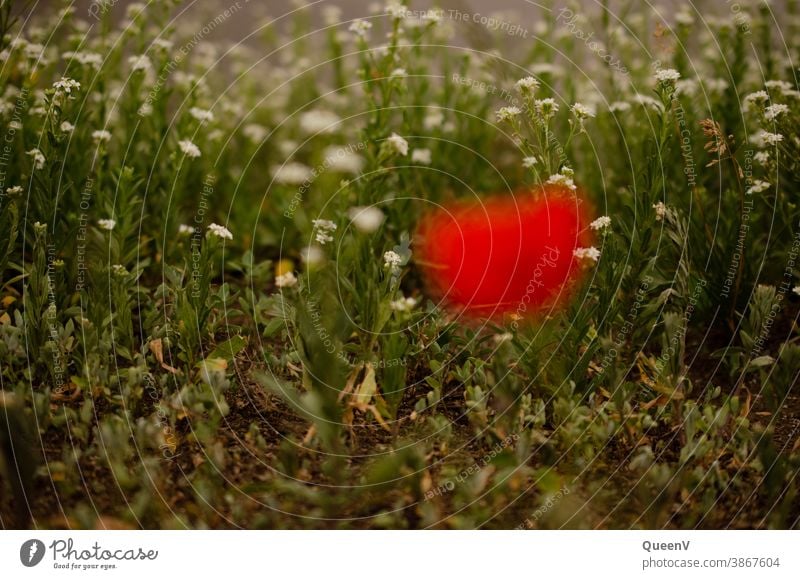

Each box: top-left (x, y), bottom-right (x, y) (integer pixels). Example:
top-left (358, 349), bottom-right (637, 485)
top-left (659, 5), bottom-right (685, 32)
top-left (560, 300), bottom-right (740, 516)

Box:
top-left (390, 67), bottom-right (408, 78)
top-left (60, 121), bottom-right (74, 132)
top-left (411, 148), bottom-right (432, 164)
top-left (207, 223), bottom-right (233, 240)
top-left (571, 102), bottom-right (595, 119)
top-left (764, 103), bottom-right (789, 120)
top-left (312, 219), bottom-right (337, 245)
top-left (128, 54), bottom-right (152, 73)
top-left (97, 218), bottom-right (116, 231)
top-left (324, 146), bottom-right (365, 174)
top-left (653, 201), bottom-right (667, 221)
top-left (546, 173), bottom-right (576, 191)
top-left (496, 106), bottom-right (522, 122)
top-left (534, 98), bottom-right (559, 119)
top-left (243, 123), bottom-right (268, 143)
top-left (515, 76), bottom-right (540, 94)
top-left (178, 224), bottom-right (195, 235)
top-left (349, 206), bottom-right (385, 233)
top-left (609, 101), bottom-right (632, 113)
top-left (746, 180), bottom-right (771, 194)
top-left (793, 286), bottom-right (800, 297)
top-left (744, 90), bottom-right (769, 110)
top-left (273, 162), bottom-right (313, 185)
top-left (390, 295), bottom-right (418, 312)
top-left (762, 131), bottom-right (784, 146)
top-left (6, 186), bottom-right (23, 194)
top-left (384, 250), bottom-right (403, 273)
top-left (52, 77), bottom-right (81, 95)
top-left (590, 216), bottom-right (612, 230)
top-left (299, 109), bottom-right (341, 134)
top-left (26, 148), bottom-right (45, 170)
top-left (765, 80), bottom-right (793, 93)
top-left (92, 129), bottom-right (111, 143)
top-left (654, 68), bottom-right (681, 84)
top-left (385, 1), bottom-right (408, 18)
top-left (111, 264), bottom-right (128, 276)
top-left (301, 245), bottom-right (325, 266)
top-left (178, 139), bottom-right (201, 158)
top-left (189, 107), bottom-right (214, 122)
top-left (522, 156), bottom-right (538, 168)
top-left (275, 271), bottom-right (298, 288)
top-left (386, 132), bottom-right (409, 156)
top-left (573, 246), bottom-right (600, 262)
top-left (348, 19), bottom-right (373, 38)
top-left (63, 51), bottom-right (103, 68)
top-left (754, 151), bottom-right (770, 165)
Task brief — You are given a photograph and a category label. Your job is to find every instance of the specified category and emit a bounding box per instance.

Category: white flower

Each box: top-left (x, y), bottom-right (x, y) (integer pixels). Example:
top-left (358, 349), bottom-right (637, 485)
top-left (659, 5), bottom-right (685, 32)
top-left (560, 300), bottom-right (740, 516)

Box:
top-left (273, 162), bottom-right (313, 185)
top-left (138, 102), bottom-right (153, 117)
top-left (746, 180), bottom-right (771, 194)
top-left (60, 121), bottom-right (74, 132)
top-left (534, 98), bottom-right (559, 119)
top-left (111, 264), bottom-right (128, 276)
top-left (609, 101), bottom-right (631, 113)
top-left (762, 131), bottom-right (784, 146)
top-left (754, 151), bottom-right (770, 165)
top-left (386, 132), bottom-right (409, 156)
top-left (522, 156), bottom-right (538, 168)
top-left (92, 129), bottom-right (111, 143)
top-left (243, 123), bottom-right (268, 143)
top-left (178, 224), bottom-right (195, 235)
top-left (546, 173), bottom-right (576, 191)
top-left (496, 106), bottom-right (522, 122)
top-left (653, 201), bottom-right (667, 221)
top-left (573, 246), bottom-right (600, 262)
top-left (411, 148), bottom-right (432, 164)
top-left (424, 110), bottom-right (444, 130)
top-left (390, 67), bottom-right (408, 78)
top-left (765, 80), bottom-right (793, 93)
top-left (52, 77), bottom-right (81, 94)
top-left (63, 51), bottom-right (103, 68)
top-left (275, 271), bottom-right (298, 288)
top-left (189, 107), bottom-right (214, 122)
top-left (128, 54), bottom-right (152, 73)
top-left (97, 218), bottom-right (116, 230)
top-left (299, 109), bottom-right (341, 134)
top-left (515, 76), bottom-right (540, 94)
top-left (324, 146), bottom-right (365, 174)
top-left (178, 139), bottom-right (201, 158)
top-left (349, 206), bottom-right (385, 233)
top-left (348, 19), bottom-right (372, 38)
top-left (26, 148), bottom-right (45, 170)
top-left (301, 245), bottom-right (325, 266)
top-left (793, 286), bottom-right (800, 297)
top-left (390, 295), bottom-right (418, 312)
top-left (385, 1), bottom-right (408, 18)
top-left (571, 102), bottom-right (595, 119)
top-left (654, 68), bottom-right (681, 84)
top-left (5, 186), bottom-right (23, 194)
top-left (384, 250), bottom-right (403, 273)
top-left (207, 223), bottom-right (233, 240)
top-left (312, 219), bottom-right (337, 245)
top-left (764, 103), bottom-right (789, 120)
top-left (590, 216), bottom-right (611, 230)
top-left (744, 90), bottom-right (769, 109)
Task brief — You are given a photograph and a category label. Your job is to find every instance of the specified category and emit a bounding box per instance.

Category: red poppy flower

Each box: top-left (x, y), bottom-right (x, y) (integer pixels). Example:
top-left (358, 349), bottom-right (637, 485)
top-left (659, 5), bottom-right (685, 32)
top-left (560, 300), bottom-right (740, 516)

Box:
top-left (415, 185), bottom-right (593, 320)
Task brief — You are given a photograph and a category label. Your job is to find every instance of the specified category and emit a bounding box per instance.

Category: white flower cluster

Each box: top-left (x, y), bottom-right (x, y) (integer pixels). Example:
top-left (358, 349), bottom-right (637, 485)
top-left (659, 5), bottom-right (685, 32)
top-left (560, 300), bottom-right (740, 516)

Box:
top-left (590, 216), bottom-right (611, 230)
top-left (178, 139), bottom-right (201, 158)
top-left (390, 295), bottom-right (418, 312)
top-left (386, 132), bottom-right (409, 156)
top-left (207, 223), bottom-right (233, 240)
top-left (312, 219), bottom-right (337, 245)
top-left (275, 271), bottom-right (298, 288)
top-left (573, 246), bottom-right (601, 262)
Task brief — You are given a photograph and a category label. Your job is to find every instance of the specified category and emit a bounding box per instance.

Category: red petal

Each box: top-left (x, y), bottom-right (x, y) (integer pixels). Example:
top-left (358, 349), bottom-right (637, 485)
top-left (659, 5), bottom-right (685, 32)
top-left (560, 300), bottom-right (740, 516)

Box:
top-left (415, 186), bottom-right (593, 319)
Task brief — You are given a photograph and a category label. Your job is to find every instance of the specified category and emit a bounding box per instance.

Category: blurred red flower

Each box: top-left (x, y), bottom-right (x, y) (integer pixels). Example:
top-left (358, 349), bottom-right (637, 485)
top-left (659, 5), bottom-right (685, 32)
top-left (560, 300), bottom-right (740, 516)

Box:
top-left (415, 185), bottom-right (593, 320)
